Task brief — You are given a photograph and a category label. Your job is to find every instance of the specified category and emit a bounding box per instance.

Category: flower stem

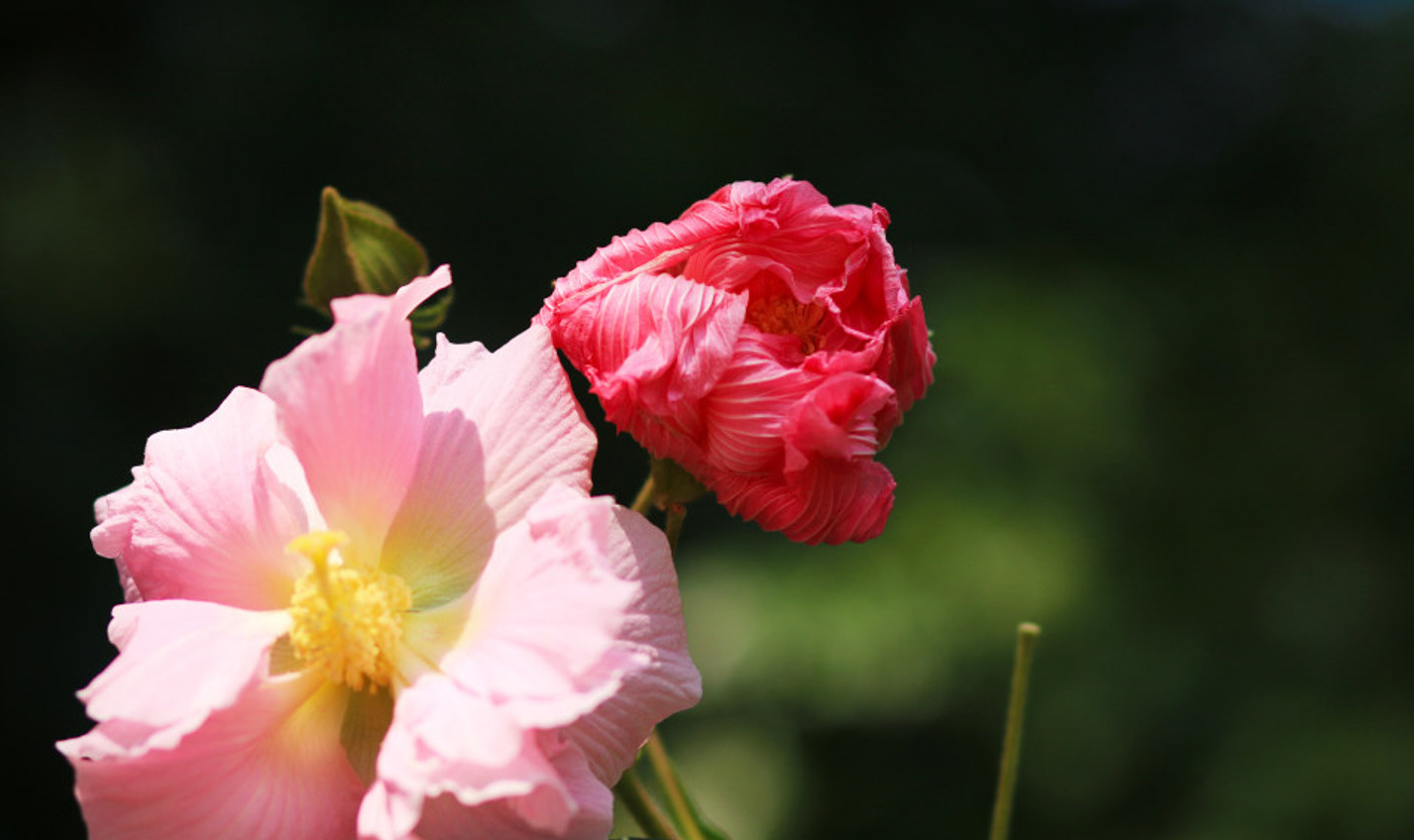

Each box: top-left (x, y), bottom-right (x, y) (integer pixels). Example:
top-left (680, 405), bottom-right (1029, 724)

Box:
top-left (989, 622), bottom-right (1041, 840)
top-left (646, 730), bottom-right (708, 840)
top-left (614, 765), bottom-right (679, 840)
top-left (625, 468), bottom-right (716, 837)
top-left (663, 503), bottom-right (687, 555)
top-left (631, 473), bottom-right (658, 516)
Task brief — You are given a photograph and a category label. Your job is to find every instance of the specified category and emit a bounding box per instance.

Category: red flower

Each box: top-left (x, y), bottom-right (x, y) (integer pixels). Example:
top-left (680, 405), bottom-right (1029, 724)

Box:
top-left (537, 179), bottom-right (935, 544)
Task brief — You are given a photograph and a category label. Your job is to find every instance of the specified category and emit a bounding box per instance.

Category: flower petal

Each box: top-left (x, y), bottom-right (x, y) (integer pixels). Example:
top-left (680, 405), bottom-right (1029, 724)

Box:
top-left (407, 733), bottom-right (612, 840)
top-left (696, 334), bottom-right (817, 476)
top-left (70, 600), bottom-right (291, 753)
top-left (382, 325), bottom-right (595, 606)
top-left (537, 179), bottom-right (934, 546)
top-left (782, 372), bottom-right (895, 470)
top-left (695, 340), bottom-right (900, 544)
top-left (91, 387), bottom-right (311, 609)
top-left (555, 504), bottom-right (701, 784)
top-left (259, 268), bottom-right (451, 561)
top-left (711, 454), bottom-right (896, 545)
top-left (360, 676), bottom-right (569, 840)
top-left (438, 486), bottom-right (642, 730)
top-left (881, 295), bottom-right (936, 415)
top-left (60, 672), bottom-right (361, 840)
top-left (545, 272), bottom-right (745, 463)
top-left (542, 203), bottom-right (737, 303)
top-left (682, 179), bottom-right (874, 302)
top-left (398, 485), bottom-right (699, 791)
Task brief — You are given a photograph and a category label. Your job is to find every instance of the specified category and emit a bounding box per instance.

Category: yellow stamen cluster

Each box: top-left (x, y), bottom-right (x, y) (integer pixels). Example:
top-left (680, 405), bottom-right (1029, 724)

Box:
top-left (286, 530), bottom-right (412, 692)
top-left (745, 294), bottom-right (827, 353)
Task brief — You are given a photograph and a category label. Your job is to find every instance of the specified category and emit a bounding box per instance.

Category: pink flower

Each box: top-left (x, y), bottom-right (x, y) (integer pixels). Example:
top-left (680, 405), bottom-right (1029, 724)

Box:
top-left (58, 267), bottom-right (701, 840)
top-left (536, 178), bottom-right (935, 544)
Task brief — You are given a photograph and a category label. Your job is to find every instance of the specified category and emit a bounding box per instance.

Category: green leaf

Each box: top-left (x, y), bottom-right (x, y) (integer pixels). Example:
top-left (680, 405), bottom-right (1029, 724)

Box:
top-left (301, 187), bottom-right (447, 339)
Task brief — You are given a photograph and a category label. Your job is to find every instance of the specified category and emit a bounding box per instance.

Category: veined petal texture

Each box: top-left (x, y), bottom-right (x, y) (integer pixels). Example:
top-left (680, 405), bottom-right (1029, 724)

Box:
top-left (540, 178), bottom-right (935, 544)
top-left (64, 266), bottom-right (701, 840)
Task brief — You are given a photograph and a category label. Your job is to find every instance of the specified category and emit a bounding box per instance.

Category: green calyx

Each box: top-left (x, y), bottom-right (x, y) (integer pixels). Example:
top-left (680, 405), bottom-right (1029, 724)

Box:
top-left (301, 186), bottom-right (450, 341)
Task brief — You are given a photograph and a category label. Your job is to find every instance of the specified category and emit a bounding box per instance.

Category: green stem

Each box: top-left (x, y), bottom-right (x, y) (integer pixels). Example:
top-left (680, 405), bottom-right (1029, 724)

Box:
top-left (663, 503), bottom-right (687, 555)
top-left (631, 473), bottom-right (657, 516)
top-left (989, 622), bottom-right (1041, 840)
top-left (624, 470), bottom-right (713, 838)
top-left (646, 730), bottom-right (707, 840)
top-left (613, 765), bottom-right (679, 840)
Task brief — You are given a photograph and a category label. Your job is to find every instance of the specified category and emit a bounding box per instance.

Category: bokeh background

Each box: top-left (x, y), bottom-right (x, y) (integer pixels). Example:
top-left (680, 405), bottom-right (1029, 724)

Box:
top-left (4, 0), bottom-right (1413, 838)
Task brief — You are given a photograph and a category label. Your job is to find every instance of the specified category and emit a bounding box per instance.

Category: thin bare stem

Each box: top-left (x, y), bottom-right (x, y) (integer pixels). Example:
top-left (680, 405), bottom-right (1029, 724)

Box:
top-left (663, 503), bottom-right (687, 555)
top-left (630, 473), bottom-right (657, 516)
top-left (989, 622), bottom-right (1042, 840)
top-left (613, 765), bottom-right (679, 840)
top-left (646, 730), bottom-right (707, 840)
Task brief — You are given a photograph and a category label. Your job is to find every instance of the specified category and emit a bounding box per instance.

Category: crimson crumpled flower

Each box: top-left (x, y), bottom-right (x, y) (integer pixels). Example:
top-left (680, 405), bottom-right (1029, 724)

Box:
top-left (537, 178), bottom-right (935, 544)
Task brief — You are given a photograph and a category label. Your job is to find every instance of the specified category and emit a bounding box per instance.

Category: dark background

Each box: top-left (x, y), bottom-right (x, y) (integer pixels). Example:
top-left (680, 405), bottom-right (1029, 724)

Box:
top-left (4, 1), bottom-right (1413, 838)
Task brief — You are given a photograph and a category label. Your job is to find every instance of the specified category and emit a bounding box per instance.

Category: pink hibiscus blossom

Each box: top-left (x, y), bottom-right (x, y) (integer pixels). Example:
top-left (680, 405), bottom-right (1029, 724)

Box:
top-left (536, 178), bottom-right (935, 544)
top-left (58, 267), bottom-right (701, 840)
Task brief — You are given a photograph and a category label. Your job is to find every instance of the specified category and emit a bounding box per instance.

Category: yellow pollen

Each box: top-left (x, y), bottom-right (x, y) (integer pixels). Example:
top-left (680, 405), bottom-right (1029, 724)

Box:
top-left (286, 530), bottom-right (412, 692)
top-left (745, 295), bottom-right (827, 353)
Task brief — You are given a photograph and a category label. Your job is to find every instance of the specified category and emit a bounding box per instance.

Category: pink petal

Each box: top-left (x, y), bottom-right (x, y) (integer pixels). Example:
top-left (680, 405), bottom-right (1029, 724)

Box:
top-left (781, 373), bottom-right (895, 471)
top-left (61, 672), bottom-right (361, 840)
top-left (329, 265), bottom-right (452, 326)
top-left (91, 386), bottom-right (311, 609)
top-left (439, 485), bottom-right (642, 730)
top-left (71, 600), bottom-right (291, 753)
top-left (541, 203), bottom-right (737, 307)
top-left (589, 273), bottom-right (746, 418)
top-left (406, 733), bottom-right (612, 840)
top-left (697, 341), bottom-right (901, 544)
top-left (360, 676), bottom-right (572, 840)
top-left (382, 326), bottom-right (596, 605)
top-left (882, 296), bottom-right (936, 415)
top-left (711, 455), bottom-right (896, 545)
top-left (697, 350), bottom-right (900, 544)
top-left (696, 334), bottom-right (817, 477)
top-left (682, 178), bottom-right (873, 301)
top-left (259, 268), bottom-right (451, 561)
top-left (827, 204), bottom-right (911, 332)
top-left (792, 457), bottom-right (895, 543)
top-left (547, 272), bottom-right (745, 464)
top-left (399, 486), bottom-right (699, 792)
top-left (537, 179), bottom-right (933, 546)
top-left (555, 504), bottom-right (701, 784)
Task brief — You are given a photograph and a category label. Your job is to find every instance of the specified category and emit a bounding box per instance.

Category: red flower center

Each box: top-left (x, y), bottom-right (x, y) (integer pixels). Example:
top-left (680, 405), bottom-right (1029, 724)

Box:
top-left (745, 294), bottom-right (826, 354)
